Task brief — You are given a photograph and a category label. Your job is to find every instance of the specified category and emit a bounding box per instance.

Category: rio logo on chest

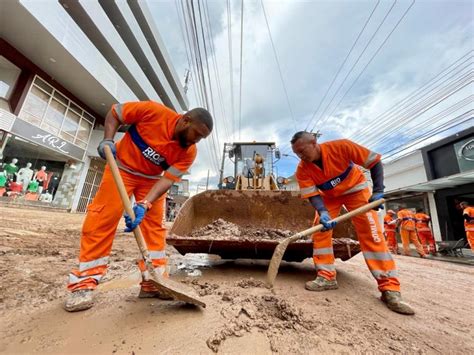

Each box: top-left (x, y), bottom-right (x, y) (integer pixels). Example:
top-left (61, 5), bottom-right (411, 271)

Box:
top-left (142, 147), bottom-right (166, 166)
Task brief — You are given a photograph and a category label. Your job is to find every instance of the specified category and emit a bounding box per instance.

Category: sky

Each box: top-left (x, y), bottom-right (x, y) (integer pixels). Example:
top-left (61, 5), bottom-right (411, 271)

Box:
top-left (146, 0), bottom-right (473, 194)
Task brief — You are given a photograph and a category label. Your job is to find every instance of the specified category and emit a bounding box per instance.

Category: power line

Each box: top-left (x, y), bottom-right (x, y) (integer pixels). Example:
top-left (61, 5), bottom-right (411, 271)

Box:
top-left (304, 0), bottom-right (381, 131)
top-left (260, 0), bottom-right (297, 131)
top-left (238, 0), bottom-right (244, 141)
top-left (314, 0), bottom-right (416, 130)
top-left (227, 0), bottom-right (236, 142)
top-left (309, 0), bottom-right (398, 132)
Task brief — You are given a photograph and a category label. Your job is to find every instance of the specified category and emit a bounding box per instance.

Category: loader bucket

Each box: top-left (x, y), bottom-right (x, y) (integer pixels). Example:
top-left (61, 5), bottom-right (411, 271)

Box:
top-left (168, 190), bottom-right (360, 262)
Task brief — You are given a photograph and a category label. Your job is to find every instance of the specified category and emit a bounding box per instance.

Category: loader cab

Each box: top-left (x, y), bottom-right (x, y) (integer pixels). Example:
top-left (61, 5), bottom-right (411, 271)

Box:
top-left (219, 142), bottom-right (281, 190)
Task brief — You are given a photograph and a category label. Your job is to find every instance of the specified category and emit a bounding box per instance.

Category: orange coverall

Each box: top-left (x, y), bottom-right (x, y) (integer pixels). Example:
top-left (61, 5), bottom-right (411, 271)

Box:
top-left (415, 212), bottom-right (436, 254)
top-left (397, 209), bottom-right (425, 257)
top-left (384, 215), bottom-right (398, 254)
top-left (463, 206), bottom-right (474, 251)
top-left (68, 101), bottom-right (196, 291)
top-left (296, 139), bottom-right (400, 292)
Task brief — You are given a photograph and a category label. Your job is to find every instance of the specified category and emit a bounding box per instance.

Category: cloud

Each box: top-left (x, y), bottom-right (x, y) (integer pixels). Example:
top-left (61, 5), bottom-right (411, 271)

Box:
top-left (148, 0), bottom-right (473, 194)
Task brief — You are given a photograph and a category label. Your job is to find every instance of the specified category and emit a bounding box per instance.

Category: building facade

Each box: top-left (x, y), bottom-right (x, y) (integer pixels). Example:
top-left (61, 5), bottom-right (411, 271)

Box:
top-left (0, 0), bottom-right (188, 211)
top-left (384, 125), bottom-right (474, 242)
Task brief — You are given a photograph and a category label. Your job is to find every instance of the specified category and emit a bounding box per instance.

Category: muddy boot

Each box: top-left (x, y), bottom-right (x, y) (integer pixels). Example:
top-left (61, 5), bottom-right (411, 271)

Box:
top-left (139, 280), bottom-right (174, 300)
top-left (381, 291), bottom-right (415, 315)
top-left (305, 276), bottom-right (338, 291)
top-left (64, 290), bottom-right (94, 312)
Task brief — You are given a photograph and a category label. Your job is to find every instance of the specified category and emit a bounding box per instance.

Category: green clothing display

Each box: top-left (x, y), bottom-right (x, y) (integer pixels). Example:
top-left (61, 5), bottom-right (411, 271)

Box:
top-left (28, 180), bottom-right (39, 193)
top-left (4, 164), bottom-right (19, 175)
top-left (0, 175), bottom-right (6, 188)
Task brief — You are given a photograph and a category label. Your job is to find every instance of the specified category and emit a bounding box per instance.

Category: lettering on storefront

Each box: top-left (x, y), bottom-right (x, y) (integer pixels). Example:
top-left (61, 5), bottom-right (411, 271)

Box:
top-left (11, 118), bottom-right (85, 160)
top-left (459, 139), bottom-right (474, 161)
top-left (30, 133), bottom-right (70, 154)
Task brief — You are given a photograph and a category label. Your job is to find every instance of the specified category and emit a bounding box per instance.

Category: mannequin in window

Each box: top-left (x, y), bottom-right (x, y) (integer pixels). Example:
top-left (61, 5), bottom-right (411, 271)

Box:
top-left (34, 166), bottom-right (48, 194)
top-left (3, 158), bottom-right (18, 181)
top-left (47, 174), bottom-right (61, 199)
top-left (17, 162), bottom-right (34, 192)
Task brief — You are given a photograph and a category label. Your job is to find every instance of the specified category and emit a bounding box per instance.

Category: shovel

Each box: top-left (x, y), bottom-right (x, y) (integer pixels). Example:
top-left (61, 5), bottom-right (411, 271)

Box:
top-left (266, 199), bottom-right (385, 287)
top-left (104, 145), bottom-right (205, 307)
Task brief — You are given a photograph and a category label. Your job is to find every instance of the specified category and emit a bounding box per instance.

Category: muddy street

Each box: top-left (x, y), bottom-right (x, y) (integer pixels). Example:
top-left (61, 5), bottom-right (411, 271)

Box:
top-left (0, 206), bottom-right (473, 354)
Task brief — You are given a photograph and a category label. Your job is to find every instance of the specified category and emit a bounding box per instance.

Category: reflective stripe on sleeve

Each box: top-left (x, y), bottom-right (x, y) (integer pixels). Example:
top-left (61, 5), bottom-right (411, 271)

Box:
top-left (166, 166), bottom-right (185, 178)
top-left (364, 150), bottom-right (379, 168)
top-left (114, 104), bottom-right (125, 122)
top-left (301, 185), bottom-right (317, 196)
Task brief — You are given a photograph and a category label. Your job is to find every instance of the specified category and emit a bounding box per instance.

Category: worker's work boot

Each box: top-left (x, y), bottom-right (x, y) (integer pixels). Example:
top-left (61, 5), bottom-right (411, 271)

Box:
top-left (138, 281), bottom-right (173, 300)
top-left (381, 291), bottom-right (415, 315)
top-left (305, 276), bottom-right (338, 291)
top-left (63, 290), bottom-right (94, 312)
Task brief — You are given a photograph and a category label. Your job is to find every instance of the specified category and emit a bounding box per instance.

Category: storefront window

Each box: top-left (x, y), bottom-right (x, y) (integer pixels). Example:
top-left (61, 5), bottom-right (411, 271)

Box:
top-left (42, 99), bottom-right (66, 135)
top-left (20, 86), bottom-right (49, 125)
top-left (18, 76), bottom-right (95, 149)
top-left (62, 109), bottom-right (80, 142)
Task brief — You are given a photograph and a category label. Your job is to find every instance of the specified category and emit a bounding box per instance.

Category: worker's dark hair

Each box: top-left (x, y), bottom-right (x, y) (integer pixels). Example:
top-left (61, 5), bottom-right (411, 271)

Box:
top-left (416, 208), bottom-right (424, 213)
top-left (186, 107), bottom-right (213, 131)
top-left (290, 131), bottom-right (316, 145)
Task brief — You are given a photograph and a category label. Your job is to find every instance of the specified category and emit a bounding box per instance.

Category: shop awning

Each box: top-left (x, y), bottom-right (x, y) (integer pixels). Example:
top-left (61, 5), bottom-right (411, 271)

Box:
top-left (388, 171), bottom-right (474, 194)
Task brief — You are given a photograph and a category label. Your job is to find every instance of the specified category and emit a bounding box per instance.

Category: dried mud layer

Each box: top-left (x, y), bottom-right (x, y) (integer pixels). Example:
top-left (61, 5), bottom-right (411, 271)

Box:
top-left (0, 205), bottom-right (473, 354)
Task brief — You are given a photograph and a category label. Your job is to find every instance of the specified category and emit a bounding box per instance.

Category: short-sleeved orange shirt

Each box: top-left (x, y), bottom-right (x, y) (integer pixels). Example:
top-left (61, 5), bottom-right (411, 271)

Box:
top-left (295, 139), bottom-right (381, 199)
top-left (111, 101), bottom-right (196, 182)
top-left (397, 209), bottom-right (416, 230)
top-left (415, 212), bottom-right (431, 231)
top-left (384, 215), bottom-right (397, 232)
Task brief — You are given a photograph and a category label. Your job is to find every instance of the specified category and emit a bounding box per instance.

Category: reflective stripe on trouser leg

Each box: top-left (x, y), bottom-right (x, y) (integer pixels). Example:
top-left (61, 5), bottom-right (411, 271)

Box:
top-left (311, 206), bottom-right (340, 281)
top-left (344, 188), bottom-right (400, 292)
top-left (419, 231), bottom-right (436, 253)
top-left (133, 185), bottom-right (168, 289)
top-left (67, 167), bottom-right (139, 292)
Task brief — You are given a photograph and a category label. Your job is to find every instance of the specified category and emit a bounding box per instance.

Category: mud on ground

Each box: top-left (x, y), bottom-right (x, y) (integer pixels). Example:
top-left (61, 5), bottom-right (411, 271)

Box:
top-left (0, 206), bottom-right (473, 354)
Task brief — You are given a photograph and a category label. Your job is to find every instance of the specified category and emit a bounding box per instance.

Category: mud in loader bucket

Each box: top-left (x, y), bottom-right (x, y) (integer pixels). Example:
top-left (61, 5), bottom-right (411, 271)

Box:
top-left (168, 190), bottom-right (360, 262)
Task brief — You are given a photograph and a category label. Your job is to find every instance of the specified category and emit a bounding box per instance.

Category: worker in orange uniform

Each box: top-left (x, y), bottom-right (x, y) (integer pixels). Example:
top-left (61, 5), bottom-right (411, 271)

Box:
top-left (397, 206), bottom-right (425, 258)
top-left (291, 131), bottom-right (414, 315)
top-left (415, 208), bottom-right (436, 255)
top-left (64, 101), bottom-right (213, 312)
top-left (384, 210), bottom-right (398, 254)
top-left (460, 201), bottom-right (474, 251)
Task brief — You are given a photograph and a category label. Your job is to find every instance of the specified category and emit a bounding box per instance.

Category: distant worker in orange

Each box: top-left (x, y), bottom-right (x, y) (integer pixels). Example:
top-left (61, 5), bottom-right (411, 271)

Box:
top-left (397, 206), bottom-right (425, 258)
top-left (292, 131), bottom-right (414, 315)
top-left (415, 208), bottom-right (436, 255)
top-left (64, 101), bottom-right (213, 312)
top-left (460, 201), bottom-right (474, 251)
top-left (384, 210), bottom-right (398, 254)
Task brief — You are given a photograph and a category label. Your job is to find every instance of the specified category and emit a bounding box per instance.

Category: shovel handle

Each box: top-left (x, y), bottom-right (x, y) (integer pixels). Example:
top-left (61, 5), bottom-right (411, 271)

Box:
top-left (103, 145), bottom-right (151, 262)
top-left (293, 198), bottom-right (386, 240)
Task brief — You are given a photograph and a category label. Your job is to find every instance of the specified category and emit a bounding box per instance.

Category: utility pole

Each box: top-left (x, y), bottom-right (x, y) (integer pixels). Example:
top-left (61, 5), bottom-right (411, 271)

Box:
top-left (183, 69), bottom-right (191, 94)
top-left (205, 169), bottom-right (210, 190)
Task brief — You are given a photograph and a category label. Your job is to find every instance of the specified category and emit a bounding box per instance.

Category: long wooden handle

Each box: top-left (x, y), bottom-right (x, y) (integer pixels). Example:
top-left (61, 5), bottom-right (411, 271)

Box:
top-left (291, 198), bottom-right (386, 241)
top-left (103, 145), bottom-right (151, 260)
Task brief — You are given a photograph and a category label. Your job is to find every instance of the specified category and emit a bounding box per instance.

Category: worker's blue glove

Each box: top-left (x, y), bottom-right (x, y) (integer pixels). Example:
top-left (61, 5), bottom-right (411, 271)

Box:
top-left (124, 204), bottom-right (147, 232)
top-left (319, 211), bottom-right (337, 231)
top-left (369, 192), bottom-right (384, 210)
top-left (97, 139), bottom-right (116, 160)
